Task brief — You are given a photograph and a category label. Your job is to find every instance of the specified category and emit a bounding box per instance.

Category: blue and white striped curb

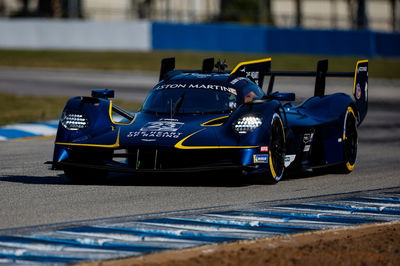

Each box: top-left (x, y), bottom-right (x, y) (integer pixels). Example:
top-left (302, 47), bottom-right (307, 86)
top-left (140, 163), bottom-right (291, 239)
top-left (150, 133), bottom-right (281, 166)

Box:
top-left (0, 115), bottom-right (130, 141)
top-left (0, 189), bottom-right (399, 265)
top-left (0, 121), bottom-right (58, 141)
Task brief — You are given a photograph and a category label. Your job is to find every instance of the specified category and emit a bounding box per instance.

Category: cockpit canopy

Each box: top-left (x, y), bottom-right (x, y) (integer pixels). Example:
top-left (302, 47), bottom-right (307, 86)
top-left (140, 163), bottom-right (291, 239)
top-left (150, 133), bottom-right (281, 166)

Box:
top-left (142, 73), bottom-right (264, 115)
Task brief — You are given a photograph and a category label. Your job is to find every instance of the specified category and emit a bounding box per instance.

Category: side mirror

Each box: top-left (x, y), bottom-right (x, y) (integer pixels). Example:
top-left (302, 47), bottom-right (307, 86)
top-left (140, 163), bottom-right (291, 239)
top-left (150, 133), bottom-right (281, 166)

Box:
top-left (91, 89), bottom-right (115, 99)
top-left (269, 92), bottom-right (295, 101)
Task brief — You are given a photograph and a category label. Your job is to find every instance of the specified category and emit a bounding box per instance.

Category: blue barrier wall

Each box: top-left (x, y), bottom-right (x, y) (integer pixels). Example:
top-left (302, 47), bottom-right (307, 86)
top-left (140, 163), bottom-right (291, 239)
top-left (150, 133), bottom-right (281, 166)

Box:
top-left (375, 32), bottom-right (400, 57)
top-left (152, 23), bottom-right (268, 53)
top-left (152, 22), bottom-right (400, 57)
top-left (265, 28), bottom-right (375, 56)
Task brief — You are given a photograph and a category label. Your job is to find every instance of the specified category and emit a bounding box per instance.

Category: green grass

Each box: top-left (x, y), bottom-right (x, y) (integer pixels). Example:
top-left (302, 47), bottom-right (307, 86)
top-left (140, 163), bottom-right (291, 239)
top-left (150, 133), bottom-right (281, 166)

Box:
top-left (0, 50), bottom-right (399, 79)
top-left (0, 93), bottom-right (140, 126)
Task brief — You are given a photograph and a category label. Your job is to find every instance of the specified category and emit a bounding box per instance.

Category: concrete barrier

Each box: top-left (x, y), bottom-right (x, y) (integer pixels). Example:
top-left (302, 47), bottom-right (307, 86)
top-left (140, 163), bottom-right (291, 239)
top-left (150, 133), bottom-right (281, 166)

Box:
top-left (0, 19), bottom-right (151, 51)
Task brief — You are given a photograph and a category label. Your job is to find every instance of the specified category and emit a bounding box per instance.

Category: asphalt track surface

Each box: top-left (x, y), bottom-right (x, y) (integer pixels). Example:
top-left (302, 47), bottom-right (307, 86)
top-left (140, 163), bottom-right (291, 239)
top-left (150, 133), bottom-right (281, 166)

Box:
top-left (0, 67), bottom-right (157, 102)
top-left (0, 68), bottom-right (399, 231)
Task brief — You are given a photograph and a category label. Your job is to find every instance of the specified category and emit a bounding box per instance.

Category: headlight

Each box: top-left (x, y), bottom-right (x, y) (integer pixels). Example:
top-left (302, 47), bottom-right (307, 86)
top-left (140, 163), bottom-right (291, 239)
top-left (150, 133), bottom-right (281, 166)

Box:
top-left (233, 115), bottom-right (262, 134)
top-left (60, 111), bottom-right (89, 131)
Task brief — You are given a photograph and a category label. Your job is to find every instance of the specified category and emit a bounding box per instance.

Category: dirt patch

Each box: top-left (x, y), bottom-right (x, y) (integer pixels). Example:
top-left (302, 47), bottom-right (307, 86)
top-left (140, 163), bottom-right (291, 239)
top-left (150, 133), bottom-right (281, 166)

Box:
top-left (81, 221), bottom-right (400, 266)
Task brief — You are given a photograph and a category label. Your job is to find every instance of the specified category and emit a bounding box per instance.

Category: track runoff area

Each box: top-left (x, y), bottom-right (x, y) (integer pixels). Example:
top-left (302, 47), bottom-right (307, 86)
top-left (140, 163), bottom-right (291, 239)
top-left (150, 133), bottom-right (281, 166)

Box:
top-left (0, 187), bottom-right (398, 264)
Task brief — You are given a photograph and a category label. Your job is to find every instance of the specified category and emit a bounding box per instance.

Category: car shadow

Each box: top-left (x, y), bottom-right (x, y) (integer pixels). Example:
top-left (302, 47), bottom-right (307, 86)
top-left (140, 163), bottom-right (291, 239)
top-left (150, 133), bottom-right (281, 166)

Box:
top-left (284, 170), bottom-right (320, 180)
top-left (0, 174), bottom-right (70, 185)
top-left (105, 172), bottom-right (256, 187)
top-left (0, 171), bottom-right (258, 188)
top-left (0, 168), bottom-right (328, 187)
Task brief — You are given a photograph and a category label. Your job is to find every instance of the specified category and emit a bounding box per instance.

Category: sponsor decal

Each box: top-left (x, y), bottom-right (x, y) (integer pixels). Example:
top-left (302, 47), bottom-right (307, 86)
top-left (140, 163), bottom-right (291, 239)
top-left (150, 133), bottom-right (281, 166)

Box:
top-left (284, 154), bottom-right (296, 167)
top-left (260, 146), bottom-right (269, 152)
top-left (358, 66), bottom-right (367, 72)
top-left (303, 144), bottom-right (311, 152)
top-left (156, 83), bottom-right (237, 95)
top-left (188, 84), bottom-right (237, 95)
top-left (238, 67), bottom-right (260, 85)
top-left (191, 74), bottom-right (208, 78)
top-left (246, 71), bottom-right (259, 80)
top-left (156, 84), bottom-right (187, 90)
top-left (236, 66), bottom-right (260, 85)
top-left (356, 83), bottom-right (362, 99)
top-left (140, 121), bottom-right (184, 132)
top-left (127, 131), bottom-right (183, 139)
top-left (240, 67), bottom-right (246, 73)
top-left (127, 119), bottom-right (184, 139)
top-left (253, 154), bottom-right (268, 163)
top-left (230, 77), bottom-right (246, 85)
top-left (303, 133), bottom-right (314, 144)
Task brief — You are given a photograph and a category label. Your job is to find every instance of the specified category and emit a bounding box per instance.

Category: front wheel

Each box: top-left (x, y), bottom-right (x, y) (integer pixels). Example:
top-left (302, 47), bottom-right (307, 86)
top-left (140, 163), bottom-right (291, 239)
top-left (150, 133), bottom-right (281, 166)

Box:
top-left (264, 113), bottom-right (286, 184)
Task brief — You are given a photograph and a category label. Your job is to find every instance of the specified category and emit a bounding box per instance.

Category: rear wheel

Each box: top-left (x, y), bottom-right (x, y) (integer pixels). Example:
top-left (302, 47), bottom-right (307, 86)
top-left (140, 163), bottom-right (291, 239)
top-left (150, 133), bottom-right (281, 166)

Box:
top-left (265, 113), bottom-right (286, 184)
top-left (334, 106), bottom-right (358, 173)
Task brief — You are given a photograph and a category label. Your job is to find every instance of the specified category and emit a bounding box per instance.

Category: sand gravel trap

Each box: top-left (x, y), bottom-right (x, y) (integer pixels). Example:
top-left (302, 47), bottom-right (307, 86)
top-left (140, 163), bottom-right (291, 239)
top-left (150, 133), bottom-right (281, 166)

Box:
top-left (82, 221), bottom-right (400, 266)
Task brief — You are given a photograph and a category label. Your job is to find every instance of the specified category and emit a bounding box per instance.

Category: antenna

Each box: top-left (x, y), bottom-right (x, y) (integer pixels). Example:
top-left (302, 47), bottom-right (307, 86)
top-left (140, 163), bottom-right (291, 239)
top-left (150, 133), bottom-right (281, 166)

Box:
top-left (170, 98), bottom-right (173, 119)
top-left (215, 59), bottom-right (228, 73)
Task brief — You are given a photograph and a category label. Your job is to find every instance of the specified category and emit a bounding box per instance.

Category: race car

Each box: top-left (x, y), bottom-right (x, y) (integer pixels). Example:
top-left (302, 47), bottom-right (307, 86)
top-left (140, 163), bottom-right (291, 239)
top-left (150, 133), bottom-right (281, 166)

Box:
top-left (47, 57), bottom-right (368, 184)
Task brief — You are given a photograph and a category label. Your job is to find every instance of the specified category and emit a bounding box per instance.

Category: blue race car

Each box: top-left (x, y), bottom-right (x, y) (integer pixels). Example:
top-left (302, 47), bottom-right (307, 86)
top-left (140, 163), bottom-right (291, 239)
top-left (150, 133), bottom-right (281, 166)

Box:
top-left (47, 57), bottom-right (368, 184)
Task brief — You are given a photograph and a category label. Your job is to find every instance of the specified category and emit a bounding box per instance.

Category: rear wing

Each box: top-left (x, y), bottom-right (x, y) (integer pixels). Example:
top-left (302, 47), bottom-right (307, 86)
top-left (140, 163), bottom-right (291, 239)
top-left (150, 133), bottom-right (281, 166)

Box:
top-left (352, 60), bottom-right (368, 123)
top-left (266, 59), bottom-right (368, 124)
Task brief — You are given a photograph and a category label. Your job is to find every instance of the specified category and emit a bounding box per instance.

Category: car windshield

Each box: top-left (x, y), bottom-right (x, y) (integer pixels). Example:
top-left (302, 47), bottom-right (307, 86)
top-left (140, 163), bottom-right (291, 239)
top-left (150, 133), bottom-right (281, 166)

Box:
top-left (142, 87), bottom-right (238, 115)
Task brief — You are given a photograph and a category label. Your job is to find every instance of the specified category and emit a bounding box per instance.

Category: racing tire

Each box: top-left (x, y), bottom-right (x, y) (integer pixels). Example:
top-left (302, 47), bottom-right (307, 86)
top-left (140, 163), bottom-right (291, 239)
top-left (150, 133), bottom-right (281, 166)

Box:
top-left (264, 113), bottom-right (286, 184)
top-left (333, 106), bottom-right (358, 174)
top-left (64, 167), bottom-right (108, 184)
